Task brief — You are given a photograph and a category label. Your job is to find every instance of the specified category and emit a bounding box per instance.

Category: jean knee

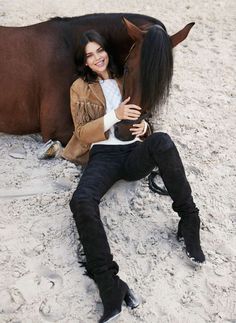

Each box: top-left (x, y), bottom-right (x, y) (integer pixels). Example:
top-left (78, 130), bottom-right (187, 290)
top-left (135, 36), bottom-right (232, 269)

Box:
top-left (149, 132), bottom-right (174, 152)
top-left (70, 190), bottom-right (98, 215)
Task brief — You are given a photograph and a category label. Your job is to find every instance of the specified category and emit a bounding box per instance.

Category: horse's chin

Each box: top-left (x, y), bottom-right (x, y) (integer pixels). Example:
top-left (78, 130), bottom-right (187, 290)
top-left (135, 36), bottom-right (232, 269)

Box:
top-left (114, 121), bottom-right (135, 141)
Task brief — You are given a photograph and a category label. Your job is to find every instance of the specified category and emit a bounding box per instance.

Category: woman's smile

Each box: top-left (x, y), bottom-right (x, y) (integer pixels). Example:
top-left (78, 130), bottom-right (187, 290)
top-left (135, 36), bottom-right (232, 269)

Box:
top-left (95, 59), bottom-right (105, 67)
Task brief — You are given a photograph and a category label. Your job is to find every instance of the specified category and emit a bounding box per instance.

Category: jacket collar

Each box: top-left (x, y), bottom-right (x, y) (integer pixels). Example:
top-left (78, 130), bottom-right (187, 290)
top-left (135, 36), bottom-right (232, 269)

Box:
top-left (88, 77), bottom-right (123, 106)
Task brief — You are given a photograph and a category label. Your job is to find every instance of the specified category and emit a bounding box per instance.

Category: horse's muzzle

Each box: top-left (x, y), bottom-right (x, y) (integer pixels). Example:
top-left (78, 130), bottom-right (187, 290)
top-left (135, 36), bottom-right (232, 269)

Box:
top-left (114, 120), bottom-right (136, 141)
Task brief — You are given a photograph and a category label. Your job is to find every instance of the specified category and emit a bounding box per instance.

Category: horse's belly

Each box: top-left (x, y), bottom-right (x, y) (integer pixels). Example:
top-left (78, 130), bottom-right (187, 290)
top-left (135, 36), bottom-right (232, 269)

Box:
top-left (0, 88), bottom-right (40, 134)
top-left (0, 102), bottom-right (40, 134)
top-left (0, 65), bottom-right (40, 134)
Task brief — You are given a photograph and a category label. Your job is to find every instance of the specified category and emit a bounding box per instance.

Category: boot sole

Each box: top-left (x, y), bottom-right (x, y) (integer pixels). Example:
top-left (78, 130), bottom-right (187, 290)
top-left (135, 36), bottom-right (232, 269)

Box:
top-left (124, 289), bottom-right (140, 309)
top-left (102, 312), bottom-right (121, 323)
top-left (177, 234), bottom-right (205, 266)
top-left (177, 222), bottom-right (205, 265)
top-left (186, 251), bottom-right (206, 266)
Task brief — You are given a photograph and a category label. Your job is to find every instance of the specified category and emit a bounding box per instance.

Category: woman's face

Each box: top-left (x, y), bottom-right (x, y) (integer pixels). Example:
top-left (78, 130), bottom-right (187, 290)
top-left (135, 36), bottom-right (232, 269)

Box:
top-left (85, 41), bottom-right (109, 78)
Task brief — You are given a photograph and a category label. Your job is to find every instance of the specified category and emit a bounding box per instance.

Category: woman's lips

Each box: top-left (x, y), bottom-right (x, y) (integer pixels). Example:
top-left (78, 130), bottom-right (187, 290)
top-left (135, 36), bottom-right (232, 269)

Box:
top-left (95, 59), bottom-right (105, 67)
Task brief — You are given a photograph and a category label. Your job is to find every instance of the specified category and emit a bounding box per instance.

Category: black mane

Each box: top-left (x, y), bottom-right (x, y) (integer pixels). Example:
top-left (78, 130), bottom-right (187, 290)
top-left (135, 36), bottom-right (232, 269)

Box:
top-left (140, 24), bottom-right (173, 111)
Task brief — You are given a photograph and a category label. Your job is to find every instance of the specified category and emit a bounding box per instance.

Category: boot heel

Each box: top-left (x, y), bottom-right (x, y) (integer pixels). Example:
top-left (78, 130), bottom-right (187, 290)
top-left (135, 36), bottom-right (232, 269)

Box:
top-left (124, 289), bottom-right (140, 309)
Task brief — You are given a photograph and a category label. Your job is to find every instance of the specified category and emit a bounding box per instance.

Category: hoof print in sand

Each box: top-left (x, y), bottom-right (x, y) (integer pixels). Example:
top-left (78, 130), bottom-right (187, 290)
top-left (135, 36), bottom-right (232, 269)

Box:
top-left (8, 146), bottom-right (27, 159)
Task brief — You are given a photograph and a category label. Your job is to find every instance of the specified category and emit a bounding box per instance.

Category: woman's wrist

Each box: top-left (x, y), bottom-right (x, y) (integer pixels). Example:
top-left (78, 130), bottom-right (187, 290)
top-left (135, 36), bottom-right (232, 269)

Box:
top-left (114, 107), bottom-right (122, 120)
top-left (103, 110), bottom-right (120, 132)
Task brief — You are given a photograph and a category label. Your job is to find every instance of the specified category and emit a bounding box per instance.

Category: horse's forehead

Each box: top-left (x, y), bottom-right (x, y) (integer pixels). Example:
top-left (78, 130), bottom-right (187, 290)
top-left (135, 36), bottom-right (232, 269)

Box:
top-left (125, 24), bottom-right (166, 63)
top-left (134, 25), bottom-right (164, 45)
top-left (153, 24), bottom-right (165, 32)
top-left (135, 24), bottom-right (166, 41)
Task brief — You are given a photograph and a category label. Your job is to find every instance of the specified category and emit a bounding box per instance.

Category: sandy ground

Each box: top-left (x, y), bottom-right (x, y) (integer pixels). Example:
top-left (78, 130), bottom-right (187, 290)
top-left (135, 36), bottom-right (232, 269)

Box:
top-left (0, 1), bottom-right (236, 322)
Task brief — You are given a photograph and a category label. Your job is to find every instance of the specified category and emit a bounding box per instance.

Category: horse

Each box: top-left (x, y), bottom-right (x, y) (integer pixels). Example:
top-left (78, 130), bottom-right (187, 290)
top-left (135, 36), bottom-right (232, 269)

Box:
top-left (114, 18), bottom-right (194, 140)
top-left (0, 13), bottom-right (194, 145)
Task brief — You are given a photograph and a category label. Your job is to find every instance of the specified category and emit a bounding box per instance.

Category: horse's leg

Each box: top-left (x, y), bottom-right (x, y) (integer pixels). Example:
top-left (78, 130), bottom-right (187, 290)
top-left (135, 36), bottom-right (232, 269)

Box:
top-left (40, 90), bottom-right (73, 146)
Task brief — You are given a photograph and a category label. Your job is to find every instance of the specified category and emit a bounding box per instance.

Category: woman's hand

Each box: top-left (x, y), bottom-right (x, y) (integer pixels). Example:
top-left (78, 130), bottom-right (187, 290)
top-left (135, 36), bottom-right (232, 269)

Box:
top-left (115, 97), bottom-right (141, 120)
top-left (130, 120), bottom-right (147, 137)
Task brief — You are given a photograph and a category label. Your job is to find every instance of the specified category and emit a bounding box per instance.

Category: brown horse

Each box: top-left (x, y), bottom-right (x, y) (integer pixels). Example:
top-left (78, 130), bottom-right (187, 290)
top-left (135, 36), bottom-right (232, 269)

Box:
top-left (0, 13), bottom-right (194, 145)
top-left (115, 18), bottom-right (194, 140)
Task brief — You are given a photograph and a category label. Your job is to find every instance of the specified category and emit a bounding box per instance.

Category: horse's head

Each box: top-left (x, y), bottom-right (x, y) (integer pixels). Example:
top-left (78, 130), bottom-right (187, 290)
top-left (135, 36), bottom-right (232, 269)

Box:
top-left (114, 18), bottom-right (195, 141)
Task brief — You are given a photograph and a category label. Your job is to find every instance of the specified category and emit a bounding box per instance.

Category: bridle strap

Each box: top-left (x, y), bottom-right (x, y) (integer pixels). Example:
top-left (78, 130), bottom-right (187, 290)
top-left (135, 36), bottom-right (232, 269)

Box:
top-left (122, 42), bottom-right (136, 99)
top-left (122, 65), bottom-right (128, 99)
top-left (124, 42), bottom-right (136, 63)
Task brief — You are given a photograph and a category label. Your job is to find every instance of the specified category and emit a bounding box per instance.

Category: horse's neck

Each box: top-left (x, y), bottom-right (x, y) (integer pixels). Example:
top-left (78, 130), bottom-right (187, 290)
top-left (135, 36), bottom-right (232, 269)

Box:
top-left (67, 13), bottom-right (157, 47)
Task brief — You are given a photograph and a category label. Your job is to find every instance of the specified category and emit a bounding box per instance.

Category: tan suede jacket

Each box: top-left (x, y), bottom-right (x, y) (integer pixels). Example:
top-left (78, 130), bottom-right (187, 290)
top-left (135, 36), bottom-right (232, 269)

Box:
top-left (62, 77), bottom-right (151, 165)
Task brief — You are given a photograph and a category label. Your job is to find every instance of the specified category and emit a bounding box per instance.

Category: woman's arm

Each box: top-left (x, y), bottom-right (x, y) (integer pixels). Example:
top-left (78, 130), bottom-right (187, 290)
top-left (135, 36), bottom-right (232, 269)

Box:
top-left (70, 86), bottom-right (108, 145)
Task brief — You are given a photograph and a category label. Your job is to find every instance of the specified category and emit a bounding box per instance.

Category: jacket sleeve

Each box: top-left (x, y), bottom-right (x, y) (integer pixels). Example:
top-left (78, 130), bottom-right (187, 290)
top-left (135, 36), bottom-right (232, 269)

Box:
top-left (70, 85), bottom-right (109, 145)
top-left (139, 119), bottom-right (153, 140)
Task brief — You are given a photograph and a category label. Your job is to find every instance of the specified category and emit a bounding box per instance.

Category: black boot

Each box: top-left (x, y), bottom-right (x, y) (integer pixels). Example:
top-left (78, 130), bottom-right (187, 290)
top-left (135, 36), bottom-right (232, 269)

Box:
top-left (96, 275), bottom-right (139, 323)
top-left (177, 213), bottom-right (205, 263)
top-left (70, 199), bottom-right (118, 277)
top-left (152, 133), bottom-right (205, 263)
top-left (70, 199), bottom-right (139, 322)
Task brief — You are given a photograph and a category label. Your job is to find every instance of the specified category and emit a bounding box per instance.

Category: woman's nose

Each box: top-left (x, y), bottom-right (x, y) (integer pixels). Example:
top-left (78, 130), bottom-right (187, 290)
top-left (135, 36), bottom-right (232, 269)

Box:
top-left (94, 53), bottom-right (101, 60)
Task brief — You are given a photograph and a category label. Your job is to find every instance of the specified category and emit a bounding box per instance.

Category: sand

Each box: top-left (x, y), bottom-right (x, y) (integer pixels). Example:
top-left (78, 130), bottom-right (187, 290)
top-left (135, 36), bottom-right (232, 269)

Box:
top-left (0, 0), bottom-right (235, 322)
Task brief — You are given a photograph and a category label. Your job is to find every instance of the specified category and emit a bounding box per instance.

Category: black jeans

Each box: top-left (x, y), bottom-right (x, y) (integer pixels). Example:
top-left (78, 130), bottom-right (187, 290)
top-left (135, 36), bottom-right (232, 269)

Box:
top-left (70, 132), bottom-right (198, 278)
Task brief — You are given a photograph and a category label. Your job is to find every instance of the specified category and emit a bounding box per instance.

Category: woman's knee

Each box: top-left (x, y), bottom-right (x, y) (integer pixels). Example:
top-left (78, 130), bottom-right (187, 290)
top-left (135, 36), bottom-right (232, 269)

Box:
top-left (69, 189), bottom-right (99, 215)
top-left (148, 132), bottom-right (174, 152)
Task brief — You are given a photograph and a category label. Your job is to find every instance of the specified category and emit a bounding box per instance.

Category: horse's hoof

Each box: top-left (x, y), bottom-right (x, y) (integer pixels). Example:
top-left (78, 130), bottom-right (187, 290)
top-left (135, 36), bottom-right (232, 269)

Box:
top-left (37, 140), bottom-right (62, 159)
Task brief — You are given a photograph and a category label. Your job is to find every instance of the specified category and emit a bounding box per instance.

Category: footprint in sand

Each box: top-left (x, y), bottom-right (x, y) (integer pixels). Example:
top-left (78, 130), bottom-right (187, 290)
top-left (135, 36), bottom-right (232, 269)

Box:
top-left (37, 266), bottom-right (63, 291)
top-left (14, 267), bottom-right (63, 303)
top-left (8, 145), bottom-right (27, 159)
top-left (0, 288), bottom-right (25, 314)
top-left (39, 298), bottom-right (66, 322)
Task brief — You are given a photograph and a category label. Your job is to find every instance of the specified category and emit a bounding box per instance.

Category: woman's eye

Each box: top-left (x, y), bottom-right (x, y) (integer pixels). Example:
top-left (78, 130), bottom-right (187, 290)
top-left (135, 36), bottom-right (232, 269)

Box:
top-left (98, 48), bottom-right (104, 53)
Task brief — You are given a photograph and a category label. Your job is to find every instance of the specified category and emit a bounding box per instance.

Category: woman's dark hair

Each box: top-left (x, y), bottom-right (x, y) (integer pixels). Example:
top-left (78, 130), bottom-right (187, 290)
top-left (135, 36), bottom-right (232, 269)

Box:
top-left (75, 30), bottom-right (120, 82)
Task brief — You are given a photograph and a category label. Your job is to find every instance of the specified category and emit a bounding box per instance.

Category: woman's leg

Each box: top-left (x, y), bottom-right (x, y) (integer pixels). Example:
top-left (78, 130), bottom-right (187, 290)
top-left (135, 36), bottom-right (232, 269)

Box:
top-left (70, 146), bottom-right (139, 322)
top-left (70, 148), bottom-right (121, 273)
top-left (123, 132), bottom-right (205, 263)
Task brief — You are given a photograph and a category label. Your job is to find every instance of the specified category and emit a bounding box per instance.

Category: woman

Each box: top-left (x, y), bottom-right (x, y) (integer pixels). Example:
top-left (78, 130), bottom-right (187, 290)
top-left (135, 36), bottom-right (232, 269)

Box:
top-left (41, 30), bottom-right (205, 323)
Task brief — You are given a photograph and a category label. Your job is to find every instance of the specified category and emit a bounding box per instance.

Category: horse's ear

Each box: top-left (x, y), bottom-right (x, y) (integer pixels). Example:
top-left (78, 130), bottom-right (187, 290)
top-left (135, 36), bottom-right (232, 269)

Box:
top-left (170, 22), bottom-right (195, 47)
top-left (122, 17), bottom-right (144, 40)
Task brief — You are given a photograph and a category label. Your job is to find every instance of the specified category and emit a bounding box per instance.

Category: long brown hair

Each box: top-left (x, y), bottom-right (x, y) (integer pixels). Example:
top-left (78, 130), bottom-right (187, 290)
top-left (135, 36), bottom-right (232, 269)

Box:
top-left (75, 30), bottom-right (120, 82)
